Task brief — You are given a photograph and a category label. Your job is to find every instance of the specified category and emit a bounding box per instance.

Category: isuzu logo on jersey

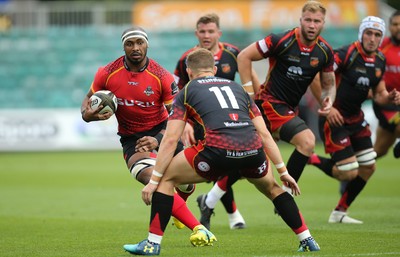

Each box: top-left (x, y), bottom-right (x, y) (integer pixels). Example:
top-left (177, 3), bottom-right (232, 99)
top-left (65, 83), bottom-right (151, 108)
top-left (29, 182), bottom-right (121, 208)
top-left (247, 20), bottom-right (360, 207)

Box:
top-left (117, 98), bottom-right (155, 107)
top-left (144, 86), bottom-right (154, 96)
top-left (229, 113), bottom-right (239, 121)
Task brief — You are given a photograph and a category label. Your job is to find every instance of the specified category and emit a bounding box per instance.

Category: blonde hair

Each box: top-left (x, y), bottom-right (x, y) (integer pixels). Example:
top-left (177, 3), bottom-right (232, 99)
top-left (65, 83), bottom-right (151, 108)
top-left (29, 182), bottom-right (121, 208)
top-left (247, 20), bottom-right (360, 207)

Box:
top-left (186, 48), bottom-right (215, 72)
top-left (302, 0), bottom-right (326, 15)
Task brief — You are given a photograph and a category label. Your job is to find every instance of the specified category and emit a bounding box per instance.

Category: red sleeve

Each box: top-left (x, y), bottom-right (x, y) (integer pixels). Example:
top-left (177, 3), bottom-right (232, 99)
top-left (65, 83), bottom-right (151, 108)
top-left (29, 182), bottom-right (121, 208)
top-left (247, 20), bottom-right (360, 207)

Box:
top-left (90, 66), bottom-right (109, 93)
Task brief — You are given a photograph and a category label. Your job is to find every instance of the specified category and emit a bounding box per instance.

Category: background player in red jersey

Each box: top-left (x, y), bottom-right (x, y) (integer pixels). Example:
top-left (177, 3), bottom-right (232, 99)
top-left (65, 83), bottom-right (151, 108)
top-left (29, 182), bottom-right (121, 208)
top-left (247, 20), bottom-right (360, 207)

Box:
top-left (80, 26), bottom-right (207, 245)
top-left (237, 1), bottom-right (336, 193)
top-left (123, 48), bottom-right (320, 255)
top-left (174, 13), bottom-right (260, 230)
top-left (308, 16), bottom-right (400, 224)
top-left (372, 10), bottom-right (400, 159)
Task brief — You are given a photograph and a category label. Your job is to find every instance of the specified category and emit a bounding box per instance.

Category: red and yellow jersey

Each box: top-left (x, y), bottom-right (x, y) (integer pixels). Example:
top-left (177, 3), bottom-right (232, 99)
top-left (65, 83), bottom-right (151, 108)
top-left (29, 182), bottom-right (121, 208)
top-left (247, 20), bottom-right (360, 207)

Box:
top-left (91, 56), bottom-right (178, 135)
top-left (381, 37), bottom-right (400, 92)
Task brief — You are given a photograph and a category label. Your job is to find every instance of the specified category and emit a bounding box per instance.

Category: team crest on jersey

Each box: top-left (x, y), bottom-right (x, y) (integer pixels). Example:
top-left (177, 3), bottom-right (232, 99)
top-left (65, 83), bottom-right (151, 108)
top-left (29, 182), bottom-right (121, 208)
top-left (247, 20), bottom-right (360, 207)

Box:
top-left (144, 86), bottom-right (154, 96)
top-left (221, 64), bottom-right (231, 73)
top-left (375, 68), bottom-right (382, 78)
top-left (310, 57), bottom-right (319, 67)
top-left (229, 113), bottom-right (239, 121)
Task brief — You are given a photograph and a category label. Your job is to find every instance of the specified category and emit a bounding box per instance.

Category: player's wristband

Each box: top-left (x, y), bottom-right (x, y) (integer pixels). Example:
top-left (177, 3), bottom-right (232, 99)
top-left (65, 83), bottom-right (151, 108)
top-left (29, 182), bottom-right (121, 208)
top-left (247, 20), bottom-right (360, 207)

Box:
top-left (149, 179), bottom-right (159, 185)
top-left (154, 133), bottom-right (163, 145)
top-left (279, 171), bottom-right (289, 177)
top-left (275, 162), bottom-right (285, 169)
top-left (242, 81), bottom-right (253, 87)
top-left (152, 170), bottom-right (163, 178)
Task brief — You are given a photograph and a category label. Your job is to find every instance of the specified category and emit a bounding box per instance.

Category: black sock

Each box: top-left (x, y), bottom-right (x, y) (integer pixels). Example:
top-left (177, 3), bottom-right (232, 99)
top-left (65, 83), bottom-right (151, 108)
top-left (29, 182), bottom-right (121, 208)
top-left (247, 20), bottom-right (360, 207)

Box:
top-left (287, 149), bottom-right (309, 182)
top-left (150, 192), bottom-right (173, 234)
top-left (337, 175), bottom-right (366, 210)
top-left (313, 155), bottom-right (334, 177)
top-left (273, 192), bottom-right (302, 229)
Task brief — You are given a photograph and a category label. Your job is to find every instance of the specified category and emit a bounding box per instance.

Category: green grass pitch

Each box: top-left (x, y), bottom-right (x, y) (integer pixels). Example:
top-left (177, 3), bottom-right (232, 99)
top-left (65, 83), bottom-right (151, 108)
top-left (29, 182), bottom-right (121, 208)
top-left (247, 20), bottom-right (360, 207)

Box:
top-left (1, 143), bottom-right (400, 257)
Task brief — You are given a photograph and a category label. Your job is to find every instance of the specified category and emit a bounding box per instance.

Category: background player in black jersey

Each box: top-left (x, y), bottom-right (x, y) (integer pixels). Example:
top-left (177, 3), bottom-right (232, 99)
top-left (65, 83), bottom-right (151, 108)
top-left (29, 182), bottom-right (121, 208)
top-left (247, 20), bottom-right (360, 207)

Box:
top-left (237, 0), bottom-right (336, 195)
top-left (123, 48), bottom-right (320, 255)
top-left (174, 13), bottom-right (260, 230)
top-left (308, 16), bottom-right (400, 224)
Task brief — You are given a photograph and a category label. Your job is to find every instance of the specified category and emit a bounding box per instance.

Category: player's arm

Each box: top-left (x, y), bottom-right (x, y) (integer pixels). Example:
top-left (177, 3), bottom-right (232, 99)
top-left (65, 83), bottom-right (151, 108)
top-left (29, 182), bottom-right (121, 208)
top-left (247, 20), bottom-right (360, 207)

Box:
top-left (80, 89), bottom-right (112, 122)
top-left (318, 70), bottom-right (336, 116)
top-left (238, 42), bottom-right (264, 98)
top-left (141, 119), bottom-right (186, 205)
top-left (252, 116), bottom-right (300, 195)
top-left (373, 80), bottom-right (400, 105)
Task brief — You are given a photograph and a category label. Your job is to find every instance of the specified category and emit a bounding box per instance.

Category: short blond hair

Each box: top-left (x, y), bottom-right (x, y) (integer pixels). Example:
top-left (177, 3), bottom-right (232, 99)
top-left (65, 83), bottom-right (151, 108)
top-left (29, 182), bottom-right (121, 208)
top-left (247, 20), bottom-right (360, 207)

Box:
top-left (186, 48), bottom-right (215, 72)
top-left (302, 0), bottom-right (326, 15)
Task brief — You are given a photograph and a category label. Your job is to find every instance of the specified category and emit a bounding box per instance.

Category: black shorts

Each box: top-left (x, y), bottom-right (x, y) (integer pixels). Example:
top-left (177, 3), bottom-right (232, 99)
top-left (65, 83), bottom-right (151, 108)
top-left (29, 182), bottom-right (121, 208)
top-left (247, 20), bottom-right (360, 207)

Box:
top-left (184, 141), bottom-right (268, 181)
top-left (120, 120), bottom-right (184, 164)
top-left (256, 99), bottom-right (308, 142)
top-left (319, 116), bottom-right (373, 162)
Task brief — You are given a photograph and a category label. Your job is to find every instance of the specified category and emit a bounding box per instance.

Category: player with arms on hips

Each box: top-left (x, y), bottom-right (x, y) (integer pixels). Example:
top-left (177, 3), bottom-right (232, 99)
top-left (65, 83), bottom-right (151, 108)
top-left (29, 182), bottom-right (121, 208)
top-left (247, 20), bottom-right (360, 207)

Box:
top-left (123, 48), bottom-right (320, 255)
top-left (80, 26), bottom-right (212, 246)
top-left (308, 16), bottom-right (400, 224)
top-left (237, 0), bottom-right (336, 193)
top-left (174, 13), bottom-right (260, 230)
top-left (372, 10), bottom-right (400, 159)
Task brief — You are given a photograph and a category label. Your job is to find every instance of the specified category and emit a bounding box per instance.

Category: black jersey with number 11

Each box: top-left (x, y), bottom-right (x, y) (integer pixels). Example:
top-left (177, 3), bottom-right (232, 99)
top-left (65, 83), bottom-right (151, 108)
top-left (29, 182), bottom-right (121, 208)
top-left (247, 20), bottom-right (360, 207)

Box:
top-left (170, 76), bottom-right (263, 151)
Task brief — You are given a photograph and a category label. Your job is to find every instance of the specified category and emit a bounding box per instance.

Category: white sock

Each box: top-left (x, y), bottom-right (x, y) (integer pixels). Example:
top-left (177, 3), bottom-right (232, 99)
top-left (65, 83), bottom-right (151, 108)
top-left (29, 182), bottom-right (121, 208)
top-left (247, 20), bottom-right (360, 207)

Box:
top-left (297, 230), bottom-right (311, 241)
top-left (205, 183), bottom-right (226, 209)
top-left (228, 210), bottom-right (245, 228)
top-left (148, 232), bottom-right (162, 244)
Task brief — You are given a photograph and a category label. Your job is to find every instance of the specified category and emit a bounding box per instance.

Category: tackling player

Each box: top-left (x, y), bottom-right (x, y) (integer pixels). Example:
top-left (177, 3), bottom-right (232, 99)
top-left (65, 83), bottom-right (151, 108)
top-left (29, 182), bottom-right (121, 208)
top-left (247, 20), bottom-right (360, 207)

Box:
top-left (174, 13), bottom-right (260, 230)
top-left (124, 48), bottom-right (320, 255)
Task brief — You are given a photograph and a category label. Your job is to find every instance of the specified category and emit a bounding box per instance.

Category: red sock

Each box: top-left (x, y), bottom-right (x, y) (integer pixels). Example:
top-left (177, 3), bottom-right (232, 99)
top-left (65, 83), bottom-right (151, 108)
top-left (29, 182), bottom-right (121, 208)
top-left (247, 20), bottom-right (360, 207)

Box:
top-left (216, 176), bottom-right (229, 191)
top-left (171, 193), bottom-right (200, 230)
top-left (292, 211), bottom-right (309, 234)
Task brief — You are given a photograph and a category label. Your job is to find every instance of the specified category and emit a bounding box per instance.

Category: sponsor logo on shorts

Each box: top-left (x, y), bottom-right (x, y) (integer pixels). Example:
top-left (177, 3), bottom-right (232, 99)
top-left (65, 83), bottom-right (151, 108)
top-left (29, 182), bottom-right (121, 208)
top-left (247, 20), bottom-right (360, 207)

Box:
top-left (226, 149), bottom-right (258, 158)
top-left (197, 161), bottom-right (210, 172)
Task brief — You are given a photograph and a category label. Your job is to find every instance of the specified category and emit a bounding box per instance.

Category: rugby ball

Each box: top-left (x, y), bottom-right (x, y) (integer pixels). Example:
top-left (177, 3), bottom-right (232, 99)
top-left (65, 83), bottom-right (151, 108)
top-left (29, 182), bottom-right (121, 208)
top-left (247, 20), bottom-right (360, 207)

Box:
top-left (90, 90), bottom-right (118, 115)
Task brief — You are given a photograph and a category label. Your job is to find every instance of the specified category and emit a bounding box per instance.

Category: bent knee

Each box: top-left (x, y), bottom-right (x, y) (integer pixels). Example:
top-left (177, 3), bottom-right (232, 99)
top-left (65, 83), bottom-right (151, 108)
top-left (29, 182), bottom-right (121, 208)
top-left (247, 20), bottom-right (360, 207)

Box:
top-left (292, 131), bottom-right (315, 154)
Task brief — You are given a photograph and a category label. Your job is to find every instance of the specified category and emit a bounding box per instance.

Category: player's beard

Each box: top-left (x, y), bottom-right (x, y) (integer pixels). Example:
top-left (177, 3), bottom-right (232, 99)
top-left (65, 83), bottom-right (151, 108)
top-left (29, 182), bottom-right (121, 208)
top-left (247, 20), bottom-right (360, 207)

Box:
top-left (127, 48), bottom-right (148, 66)
top-left (301, 27), bottom-right (320, 44)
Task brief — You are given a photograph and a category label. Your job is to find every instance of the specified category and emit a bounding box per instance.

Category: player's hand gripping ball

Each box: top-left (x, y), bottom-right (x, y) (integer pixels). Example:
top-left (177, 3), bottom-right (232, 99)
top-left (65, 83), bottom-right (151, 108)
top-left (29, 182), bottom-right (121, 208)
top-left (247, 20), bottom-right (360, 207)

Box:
top-left (90, 90), bottom-right (118, 115)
